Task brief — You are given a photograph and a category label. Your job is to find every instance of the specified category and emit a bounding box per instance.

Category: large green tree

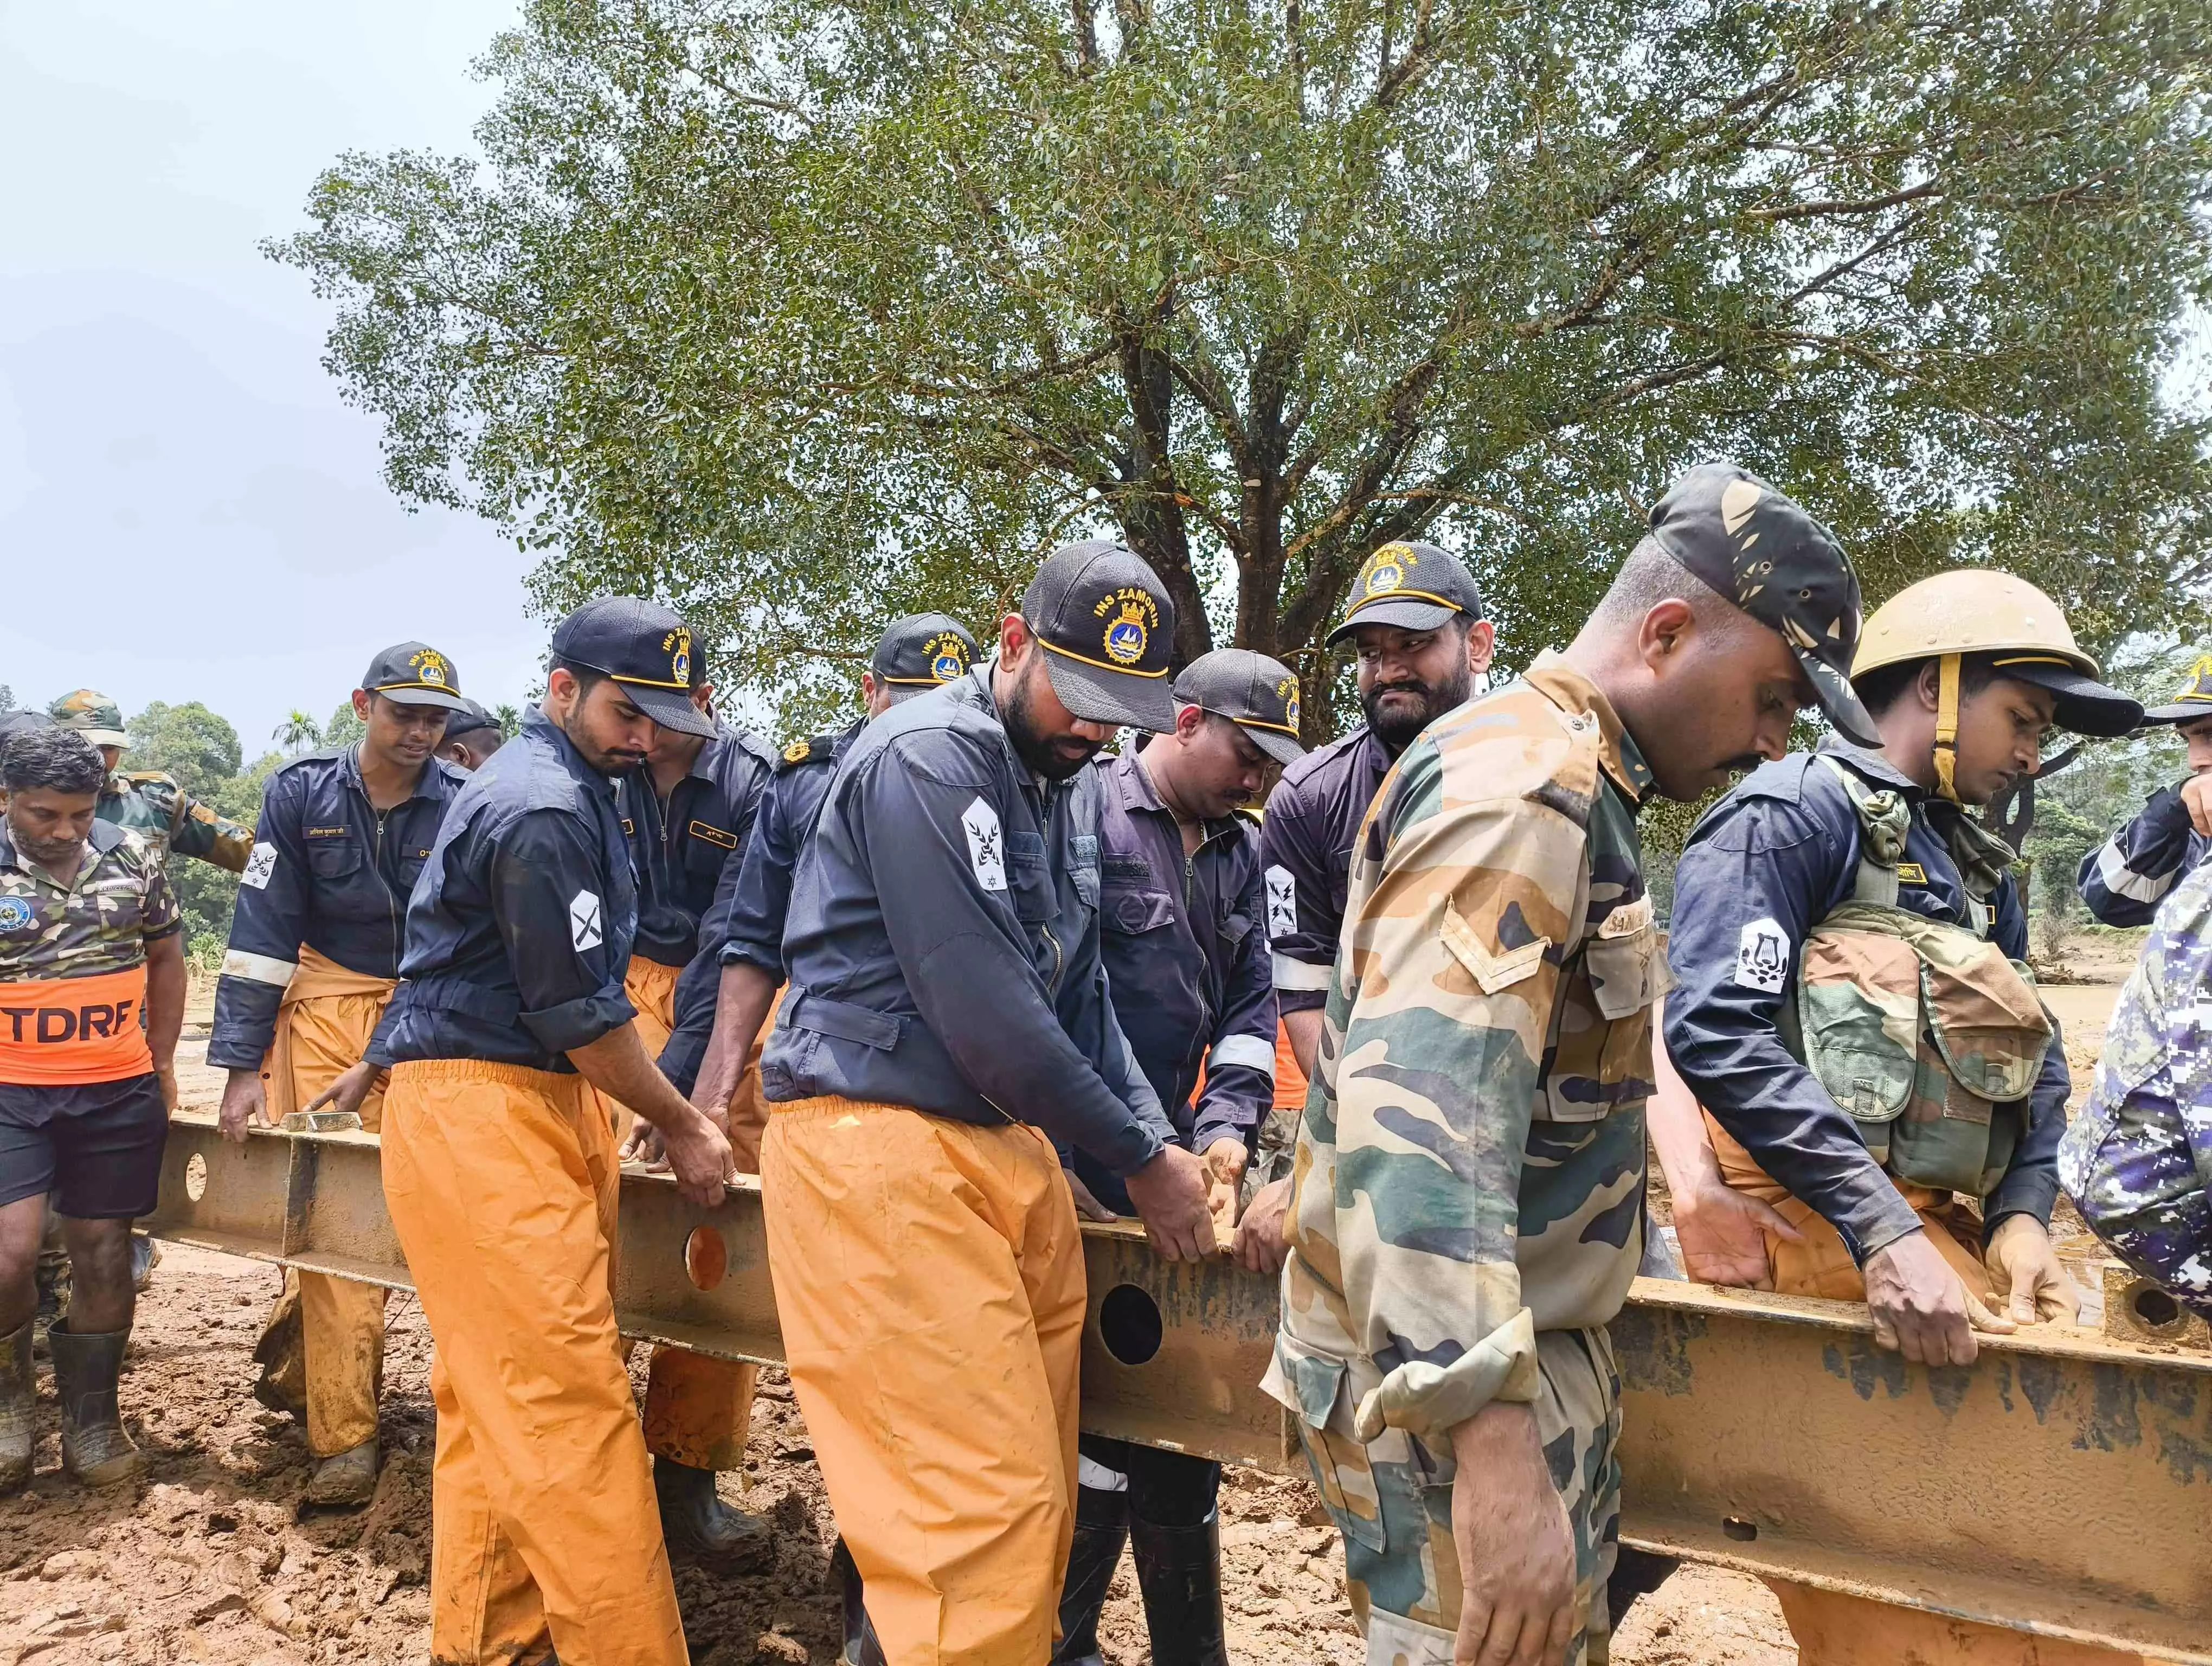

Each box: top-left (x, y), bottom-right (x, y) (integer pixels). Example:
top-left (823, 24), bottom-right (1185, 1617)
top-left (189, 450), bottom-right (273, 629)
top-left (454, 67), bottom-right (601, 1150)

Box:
top-left (275, 0), bottom-right (2212, 734)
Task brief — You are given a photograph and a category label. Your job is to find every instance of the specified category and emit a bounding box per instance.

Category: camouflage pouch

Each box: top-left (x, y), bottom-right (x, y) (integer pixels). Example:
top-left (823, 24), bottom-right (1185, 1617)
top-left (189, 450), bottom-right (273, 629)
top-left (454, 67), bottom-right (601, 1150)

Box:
top-left (1539, 896), bottom-right (1673, 1124)
top-left (1796, 901), bottom-right (2049, 1194)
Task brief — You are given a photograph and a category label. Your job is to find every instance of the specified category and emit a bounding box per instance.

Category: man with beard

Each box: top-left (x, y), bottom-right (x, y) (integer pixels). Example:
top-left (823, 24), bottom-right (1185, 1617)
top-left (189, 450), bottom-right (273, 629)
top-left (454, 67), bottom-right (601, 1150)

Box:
top-left (209, 643), bottom-right (472, 1508)
top-left (757, 542), bottom-right (1215, 1665)
top-left (1243, 543), bottom-right (1494, 1236)
top-left (365, 599), bottom-right (734, 1666)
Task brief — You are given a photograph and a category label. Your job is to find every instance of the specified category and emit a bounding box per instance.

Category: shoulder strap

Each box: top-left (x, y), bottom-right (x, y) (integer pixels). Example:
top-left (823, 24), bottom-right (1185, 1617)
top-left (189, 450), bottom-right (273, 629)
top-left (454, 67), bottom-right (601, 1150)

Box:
top-left (1815, 754), bottom-right (1908, 910)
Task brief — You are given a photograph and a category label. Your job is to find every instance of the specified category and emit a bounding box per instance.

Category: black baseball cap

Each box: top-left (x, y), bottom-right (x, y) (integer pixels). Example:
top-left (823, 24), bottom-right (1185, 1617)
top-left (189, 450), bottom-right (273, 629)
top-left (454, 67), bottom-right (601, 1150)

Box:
top-left (548, 598), bottom-right (717, 739)
top-left (1173, 649), bottom-right (1307, 767)
top-left (361, 643), bottom-right (468, 713)
top-left (2144, 655), bottom-right (2212, 726)
top-left (874, 613), bottom-right (981, 688)
top-left (1021, 542), bottom-right (1179, 733)
top-left (1327, 541), bottom-right (1487, 645)
top-left (441, 697), bottom-right (500, 742)
top-left (1647, 463), bottom-right (1881, 748)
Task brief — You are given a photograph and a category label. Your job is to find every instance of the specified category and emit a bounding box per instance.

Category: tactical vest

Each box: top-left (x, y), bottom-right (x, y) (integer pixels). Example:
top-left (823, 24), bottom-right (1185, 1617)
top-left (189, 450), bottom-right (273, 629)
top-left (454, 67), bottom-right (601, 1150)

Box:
top-left (1785, 757), bottom-right (2053, 1197)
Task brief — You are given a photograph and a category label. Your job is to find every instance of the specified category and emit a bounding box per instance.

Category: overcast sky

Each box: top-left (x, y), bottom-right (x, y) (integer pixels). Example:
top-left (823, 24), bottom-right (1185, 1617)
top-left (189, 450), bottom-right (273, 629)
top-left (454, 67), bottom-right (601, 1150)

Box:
top-left (0, 0), bottom-right (542, 759)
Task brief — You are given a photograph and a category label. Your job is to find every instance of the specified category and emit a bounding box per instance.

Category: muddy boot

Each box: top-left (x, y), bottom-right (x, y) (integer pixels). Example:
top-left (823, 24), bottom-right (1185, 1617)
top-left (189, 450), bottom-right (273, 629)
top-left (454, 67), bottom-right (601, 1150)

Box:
top-left (832, 1538), bottom-right (888, 1666)
top-left (1129, 1508), bottom-right (1227, 1666)
top-left (129, 1234), bottom-right (160, 1293)
top-left (304, 1437), bottom-right (380, 1507)
top-left (48, 1323), bottom-right (145, 1487)
top-left (31, 1254), bottom-right (67, 1359)
top-left (652, 1455), bottom-right (774, 1572)
top-left (1, 1321), bottom-right (33, 1494)
top-left (1051, 1484), bottom-right (1130, 1666)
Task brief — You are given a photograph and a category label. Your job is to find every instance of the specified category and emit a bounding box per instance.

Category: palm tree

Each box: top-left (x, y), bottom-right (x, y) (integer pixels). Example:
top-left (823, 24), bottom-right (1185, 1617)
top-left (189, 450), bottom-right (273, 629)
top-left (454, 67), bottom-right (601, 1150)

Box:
top-left (274, 710), bottom-right (322, 757)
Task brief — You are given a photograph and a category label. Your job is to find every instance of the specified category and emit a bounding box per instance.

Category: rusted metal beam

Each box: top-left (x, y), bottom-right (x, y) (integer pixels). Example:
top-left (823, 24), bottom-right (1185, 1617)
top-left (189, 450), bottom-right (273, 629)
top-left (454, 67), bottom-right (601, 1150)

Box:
top-left (145, 1117), bottom-right (2212, 1659)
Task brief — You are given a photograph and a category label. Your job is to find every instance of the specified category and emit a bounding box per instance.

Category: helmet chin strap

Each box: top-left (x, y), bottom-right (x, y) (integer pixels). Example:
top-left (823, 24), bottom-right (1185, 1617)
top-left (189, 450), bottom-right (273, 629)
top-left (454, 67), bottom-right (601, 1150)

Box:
top-left (1932, 652), bottom-right (1963, 803)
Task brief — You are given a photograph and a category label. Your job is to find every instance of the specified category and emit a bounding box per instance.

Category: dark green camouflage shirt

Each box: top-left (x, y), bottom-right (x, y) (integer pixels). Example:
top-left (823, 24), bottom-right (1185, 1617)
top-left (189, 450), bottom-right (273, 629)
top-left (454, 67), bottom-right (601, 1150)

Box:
top-left (0, 821), bottom-right (182, 981)
top-left (98, 770), bottom-right (254, 874)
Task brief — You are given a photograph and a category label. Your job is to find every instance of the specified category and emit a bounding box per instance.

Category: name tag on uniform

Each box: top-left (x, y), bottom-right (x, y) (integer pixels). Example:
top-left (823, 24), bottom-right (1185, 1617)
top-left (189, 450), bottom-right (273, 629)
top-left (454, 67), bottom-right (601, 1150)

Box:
top-left (689, 819), bottom-right (739, 850)
top-left (1896, 862), bottom-right (1928, 886)
top-left (305, 826), bottom-right (349, 839)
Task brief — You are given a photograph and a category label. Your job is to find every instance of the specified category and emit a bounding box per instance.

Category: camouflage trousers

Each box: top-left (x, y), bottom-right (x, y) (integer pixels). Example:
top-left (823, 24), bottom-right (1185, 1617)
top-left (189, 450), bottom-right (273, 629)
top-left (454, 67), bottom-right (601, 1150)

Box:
top-left (1293, 1327), bottom-right (1621, 1666)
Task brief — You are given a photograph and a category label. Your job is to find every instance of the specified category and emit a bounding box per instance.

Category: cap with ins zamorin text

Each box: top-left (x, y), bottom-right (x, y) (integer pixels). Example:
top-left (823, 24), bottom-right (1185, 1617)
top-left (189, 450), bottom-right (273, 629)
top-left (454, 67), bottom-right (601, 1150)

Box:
top-left (46, 690), bottom-right (129, 748)
top-left (359, 643), bottom-right (468, 714)
top-left (1173, 649), bottom-right (1308, 767)
top-left (873, 613), bottom-right (981, 688)
top-left (1645, 462), bottom-right (1881, 748)
top-left (1021, 542), bottom-right (1179, 733)
top-left (1327, 542), bottom-right (1487, 646)
top-left (548, 598), bottom-right (717, 739)
top-left (2144, 654), bottom-right (2212, 726)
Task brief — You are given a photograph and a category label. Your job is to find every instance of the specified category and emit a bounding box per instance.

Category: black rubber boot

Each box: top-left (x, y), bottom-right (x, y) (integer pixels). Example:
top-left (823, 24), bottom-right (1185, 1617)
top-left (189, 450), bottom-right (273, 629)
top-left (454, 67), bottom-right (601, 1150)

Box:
top-left (833, 1537), bottom-right (888, 1666)
top-left (1051, 1484), bottom-right (1131, 1666)
top-left (1, 1320), bottom-right (33, 1494)
top-left (1128, 1507), bottom-right (1228, 1666)
top-left (47, 1323), bottom-right (145, 1487)
top-left (652, 1454), bottom-right (774, 1572)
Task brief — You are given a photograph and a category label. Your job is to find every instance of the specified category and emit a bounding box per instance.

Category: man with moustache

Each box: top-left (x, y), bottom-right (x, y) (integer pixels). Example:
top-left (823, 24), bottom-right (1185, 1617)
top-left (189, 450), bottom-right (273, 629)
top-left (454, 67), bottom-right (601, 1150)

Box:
top-left (210, 643), bottom-right (472, 1507)
top-left (756, 542), bottom-right (1215, 1665)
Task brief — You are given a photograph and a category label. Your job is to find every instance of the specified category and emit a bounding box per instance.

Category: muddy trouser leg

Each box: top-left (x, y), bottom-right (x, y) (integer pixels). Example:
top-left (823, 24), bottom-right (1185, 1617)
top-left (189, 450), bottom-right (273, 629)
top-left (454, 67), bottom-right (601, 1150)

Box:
top-left (1114, 1436), bottom-right (1226, 1666)
top-left (1294, 1327), bottom-right (1621, 1666)
top-left (1052, 1437), bottom-right (1135, 1665)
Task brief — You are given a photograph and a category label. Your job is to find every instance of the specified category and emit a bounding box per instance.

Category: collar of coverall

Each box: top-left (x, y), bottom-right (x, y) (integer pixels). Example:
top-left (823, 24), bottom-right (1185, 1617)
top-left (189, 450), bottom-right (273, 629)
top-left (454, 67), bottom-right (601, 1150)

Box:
top-left (521, 706), bottom-right (625, 793)
top-left (1110, 746), bottom-right (1241, 847)
top-left (959, 658), bottom-right (1069, 797)
top-left (1522, 651), bottom-right (1656, 805)
top-left (1815, 733), bottom-right (1928, 798)
top-left (338, 736), bottom-right (444, 806)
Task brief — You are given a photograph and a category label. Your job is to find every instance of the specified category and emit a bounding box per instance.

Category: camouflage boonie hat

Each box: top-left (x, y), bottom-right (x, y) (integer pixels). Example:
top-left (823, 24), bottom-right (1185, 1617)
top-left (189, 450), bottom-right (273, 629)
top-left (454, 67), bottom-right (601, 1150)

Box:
top-left (47, 689), bottom-right (128, 748)
top-left (1647, 463), bottom-right (1880, 747)
top-left (2144, 655), bottom-right (2212, 726)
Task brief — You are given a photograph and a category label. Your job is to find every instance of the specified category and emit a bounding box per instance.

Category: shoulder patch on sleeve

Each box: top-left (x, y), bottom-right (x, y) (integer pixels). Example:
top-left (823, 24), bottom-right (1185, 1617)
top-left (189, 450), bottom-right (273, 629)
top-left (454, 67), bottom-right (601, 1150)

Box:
top-left (1265, 864), bottom-right (1297, 938)
top-left (569, 889), bottom-right (604, 951)
top-left (961, 796), bottom-right (1007, 892)
top-left (1734, 917), bottom-right (1792, 992)
top-left (240, 842), bottom-right (280, 890)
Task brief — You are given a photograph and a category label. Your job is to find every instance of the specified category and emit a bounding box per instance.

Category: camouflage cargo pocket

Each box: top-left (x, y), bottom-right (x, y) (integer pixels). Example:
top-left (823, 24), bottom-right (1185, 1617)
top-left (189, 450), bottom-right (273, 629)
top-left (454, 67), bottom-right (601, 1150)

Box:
top-left (1796, 927), bottom-right (1919, 1162)
top-left (1919, 950), bottom-right (2050, 1104)
top-left (1542, 900), bottom-right (1670, 1124)
top-left (1272, 1333), bottom-right (1387, 1551)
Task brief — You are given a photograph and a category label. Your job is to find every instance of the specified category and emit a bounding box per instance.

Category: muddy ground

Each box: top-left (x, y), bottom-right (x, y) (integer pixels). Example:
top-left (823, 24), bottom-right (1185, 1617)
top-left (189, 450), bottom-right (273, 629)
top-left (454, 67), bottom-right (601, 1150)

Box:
top-left (0, 962), bottom-right (2136, 1665)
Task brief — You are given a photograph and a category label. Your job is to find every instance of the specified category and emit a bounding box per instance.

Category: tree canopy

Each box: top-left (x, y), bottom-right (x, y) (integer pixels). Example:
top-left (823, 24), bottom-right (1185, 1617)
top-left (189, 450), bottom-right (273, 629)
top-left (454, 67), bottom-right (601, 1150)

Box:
top-left (275, 0), bottom-right (2212, 734)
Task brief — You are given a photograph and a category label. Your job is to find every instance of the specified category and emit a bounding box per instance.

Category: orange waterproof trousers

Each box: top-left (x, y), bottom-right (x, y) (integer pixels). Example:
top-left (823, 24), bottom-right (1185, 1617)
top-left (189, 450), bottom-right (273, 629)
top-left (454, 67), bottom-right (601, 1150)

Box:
top-left (610, 955), bottom-right (758, 1472)
top-left (762, 1095), bottom-right (1086, 1666)
top-left (382, 1059), bottom-right (686, 1666)
top-left (253, 947), bottom-right (395, 1457)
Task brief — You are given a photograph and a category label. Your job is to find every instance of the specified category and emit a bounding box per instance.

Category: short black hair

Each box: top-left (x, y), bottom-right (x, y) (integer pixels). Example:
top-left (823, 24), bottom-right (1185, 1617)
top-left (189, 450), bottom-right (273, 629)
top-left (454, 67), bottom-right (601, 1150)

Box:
top-left (1854, 652), bottom-right (2003, 717)
top-left (547, 657), bottom-right (612, 696)
top-left (2, 729), bottom-right (106, 796)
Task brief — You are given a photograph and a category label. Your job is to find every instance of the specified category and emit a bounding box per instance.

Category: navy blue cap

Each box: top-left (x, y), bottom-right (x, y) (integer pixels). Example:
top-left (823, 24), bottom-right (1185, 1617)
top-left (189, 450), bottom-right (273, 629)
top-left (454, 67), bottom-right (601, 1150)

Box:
top-left (361, 642), bottom-right (467, 713)
top-left (548, 598), bottom-right (716, 739)
top-left (873, 613), bottom-right (980, 687)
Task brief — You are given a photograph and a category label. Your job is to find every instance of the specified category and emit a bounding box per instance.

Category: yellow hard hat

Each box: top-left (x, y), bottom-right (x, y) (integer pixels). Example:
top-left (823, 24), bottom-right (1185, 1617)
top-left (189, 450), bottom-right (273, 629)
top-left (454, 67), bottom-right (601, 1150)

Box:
top-left (1851, 569), bottom-right (2139, 800)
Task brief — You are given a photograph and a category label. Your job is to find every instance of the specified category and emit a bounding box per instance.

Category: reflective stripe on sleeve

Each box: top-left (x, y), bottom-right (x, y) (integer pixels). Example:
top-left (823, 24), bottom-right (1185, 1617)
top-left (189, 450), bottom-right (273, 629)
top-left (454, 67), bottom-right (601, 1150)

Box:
top-left (220, 948), bottom-right (299, 988)
top-left (1208, 1033), bottom-right (1278, 1079)
top-left (1272, 952), bottom-right (1334, 991)
top-left (2097, 839), bottom-right (2175, 905)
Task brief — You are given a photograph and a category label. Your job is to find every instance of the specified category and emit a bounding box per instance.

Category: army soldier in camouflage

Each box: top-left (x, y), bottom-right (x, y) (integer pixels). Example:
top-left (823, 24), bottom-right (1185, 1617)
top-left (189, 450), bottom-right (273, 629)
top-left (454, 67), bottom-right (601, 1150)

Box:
top-left (2062, 856), bottom-right (2212, 1317)
top-left (1268, 463), bottom-right (1871, 1666)
top-left (48, 691), bottom-right (254, 874)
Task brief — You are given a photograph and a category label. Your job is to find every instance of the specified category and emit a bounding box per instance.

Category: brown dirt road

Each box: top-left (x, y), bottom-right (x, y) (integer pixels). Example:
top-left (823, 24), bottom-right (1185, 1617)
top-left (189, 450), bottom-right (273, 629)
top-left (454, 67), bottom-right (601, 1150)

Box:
top-left (9, 957), bottom-right (2136, 1665)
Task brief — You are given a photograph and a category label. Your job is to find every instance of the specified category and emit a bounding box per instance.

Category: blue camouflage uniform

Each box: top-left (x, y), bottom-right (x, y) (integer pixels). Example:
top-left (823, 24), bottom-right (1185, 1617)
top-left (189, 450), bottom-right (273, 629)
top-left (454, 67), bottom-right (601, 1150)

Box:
top-left (2076, 783), bottom-right (2212, 928)
top-left (208, 748), bottom-right (467, 1070)
top-left (1665, 739), bottom-right (2067, 1266)
top-left (1074, 748), bottom-right (1275, 1210)
top-left (761, 664), bottom-right (1173, 1168)
top-left (367, 711), bottom-right (638, 1072)
top-left (2062, 857), bottom-right (2212, 1315)
top-left (659, 723), bottom-right (852, 1096)
top-left (623, 724), bottom-right (776, 972)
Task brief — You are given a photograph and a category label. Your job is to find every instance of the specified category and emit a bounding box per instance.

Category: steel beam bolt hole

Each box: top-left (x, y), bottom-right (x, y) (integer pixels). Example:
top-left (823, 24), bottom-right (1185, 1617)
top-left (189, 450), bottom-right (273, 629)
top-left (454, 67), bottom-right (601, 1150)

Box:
top-left (2132, 1285), bottom-right (2182, 1330)
top-left (1099, 1284), bottom-right (1163, 1366)
top-left (184, 1153), bottom-right (208, 1203)
top-left (1722, 1517), bottom-right (1758, 1542)
top-left (684, 1225), bottom-right (728, 1292)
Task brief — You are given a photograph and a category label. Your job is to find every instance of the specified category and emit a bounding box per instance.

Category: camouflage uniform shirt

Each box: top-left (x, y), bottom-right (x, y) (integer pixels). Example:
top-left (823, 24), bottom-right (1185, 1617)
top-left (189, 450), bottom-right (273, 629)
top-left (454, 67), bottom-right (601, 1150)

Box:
top-left (1265, 657), bottom-right (1663, 1664)
top-left (2061, 855), bottom-right (2212, 1315)
top-left (99, 770), bottom-right (255, 874)
top-left (0, 819), bottom-right (183, 984)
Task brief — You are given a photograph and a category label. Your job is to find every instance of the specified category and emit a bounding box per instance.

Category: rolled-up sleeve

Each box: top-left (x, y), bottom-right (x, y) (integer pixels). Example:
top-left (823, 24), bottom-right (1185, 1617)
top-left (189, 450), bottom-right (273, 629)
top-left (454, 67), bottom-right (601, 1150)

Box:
top-left (864, 744), bottom-right (1164, 1177)
top-left (1664, 796), bottom-right (1924, 1264)
top-left (1328, 780), bottom-right (1577, 1442)
top-left (492, 809), bottom-right (636, 1055)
